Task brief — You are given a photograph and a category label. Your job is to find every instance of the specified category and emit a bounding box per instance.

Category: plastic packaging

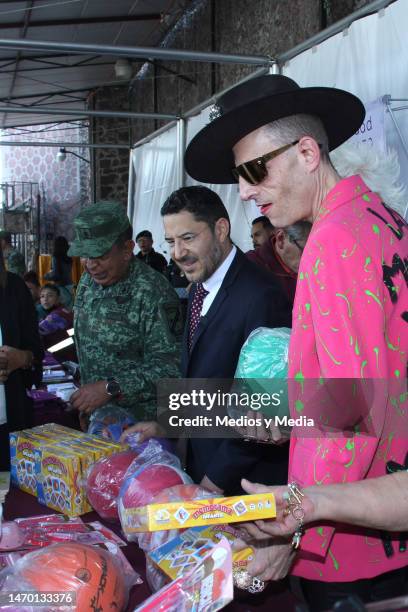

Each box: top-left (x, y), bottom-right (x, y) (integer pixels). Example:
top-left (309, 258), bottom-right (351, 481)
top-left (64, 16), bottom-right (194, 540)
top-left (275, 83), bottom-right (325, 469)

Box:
top-left (138, 485), bottom-right (211, 593)
top-left (88, 406), bottom-right (135, 441)
top-left (0, 542), bottom-right (130, 611)
top-left (230, 326), bottom-right (291, 421)
top-left (135, 537), bottom-right (233, 612)
top-left (86, 450), bottom-right (138, 521)
top-left (118, 441), bottom-right (190, 542)
top-left (123, 431), bottom-right (174, 455)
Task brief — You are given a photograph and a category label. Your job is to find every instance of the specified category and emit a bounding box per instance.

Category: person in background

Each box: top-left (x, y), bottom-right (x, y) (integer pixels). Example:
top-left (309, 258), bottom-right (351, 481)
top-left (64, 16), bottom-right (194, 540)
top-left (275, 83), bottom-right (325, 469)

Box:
top-left (0, 230), bottom-right (25, 276)
top-left (38, 284), bottom-right (73, 337)
top-left (23, 270), bottom-right (46, 321)
top-left (0, 243), bottom-right (43, 470)
top-left (44, 236), bottom-right (73, 308)
top-left (246, 221), bottom-right (311, 306)
top-left (136, 229), bottom-right (167, 274)
top-left (68, 202), bottom-right (183, 430)
top-left (250, 216), bottom-right (275, 248)
top-left (161, 185), bottom-right (291, 494)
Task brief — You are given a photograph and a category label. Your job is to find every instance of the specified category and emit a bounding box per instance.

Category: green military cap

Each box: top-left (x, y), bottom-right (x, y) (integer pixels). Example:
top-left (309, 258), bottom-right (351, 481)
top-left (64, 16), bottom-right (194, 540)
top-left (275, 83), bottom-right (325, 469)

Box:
top-left (0, 230), bottom-right (11, 241)
top-left (68, 201), bottom-right (132, 258)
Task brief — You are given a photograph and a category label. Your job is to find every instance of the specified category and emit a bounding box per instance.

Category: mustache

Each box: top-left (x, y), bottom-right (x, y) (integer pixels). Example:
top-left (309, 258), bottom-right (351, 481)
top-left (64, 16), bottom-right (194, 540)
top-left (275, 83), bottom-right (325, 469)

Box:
top-left (177, 256), bottom-right (198, 265)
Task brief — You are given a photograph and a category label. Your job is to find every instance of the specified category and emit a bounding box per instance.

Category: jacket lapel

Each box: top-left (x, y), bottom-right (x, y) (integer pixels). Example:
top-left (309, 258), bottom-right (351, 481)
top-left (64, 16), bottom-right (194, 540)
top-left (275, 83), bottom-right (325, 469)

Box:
top-left (188, 249), bottom-right (244, 355)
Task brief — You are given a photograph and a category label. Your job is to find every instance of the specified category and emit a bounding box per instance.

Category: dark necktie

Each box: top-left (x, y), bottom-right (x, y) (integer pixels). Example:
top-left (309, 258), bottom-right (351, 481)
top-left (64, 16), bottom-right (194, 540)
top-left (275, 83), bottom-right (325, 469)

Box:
top-left (188, 282), bottom-right (209, 351)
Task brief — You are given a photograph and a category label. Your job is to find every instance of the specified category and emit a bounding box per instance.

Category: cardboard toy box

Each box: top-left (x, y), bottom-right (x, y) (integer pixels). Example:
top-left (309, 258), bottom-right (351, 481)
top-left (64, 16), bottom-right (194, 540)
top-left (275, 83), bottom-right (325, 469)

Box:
top-left (122, 493), bottom-right (276, 534)
top-left (10, 425), bottom-right (124, 516)
top-left (149, 524), bottom-right (254, 581)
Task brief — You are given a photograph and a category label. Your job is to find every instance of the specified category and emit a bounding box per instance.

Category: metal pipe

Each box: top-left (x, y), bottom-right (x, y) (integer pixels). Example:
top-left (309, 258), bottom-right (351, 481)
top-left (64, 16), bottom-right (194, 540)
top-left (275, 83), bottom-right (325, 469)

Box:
top-left (0, 140), bottom-right (130, 149)
top-left (132, 66), bottom-right (271, 148)
top-left (177, 118), bottom-right (186, 188)
top-left (278, 0), bottom-right (394, 64)
top-left (388, 105), bottom-right (408, 112)
top-left (183, 66), bottom-right (271, 119)
top-left (0, 105), bottom-right (177, 121)
top-left (0, 37), bottom-right (272, 66)
top-left (132, 120), bottom-right (178, 149)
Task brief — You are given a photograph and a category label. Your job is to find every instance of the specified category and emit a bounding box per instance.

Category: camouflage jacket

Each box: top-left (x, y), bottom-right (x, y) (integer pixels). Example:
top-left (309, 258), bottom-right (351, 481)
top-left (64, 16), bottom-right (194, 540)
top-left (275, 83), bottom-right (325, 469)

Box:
top-left (5, 248), bottom-right (26, 276)
top-left (74, 257), bottom-right (183, 419)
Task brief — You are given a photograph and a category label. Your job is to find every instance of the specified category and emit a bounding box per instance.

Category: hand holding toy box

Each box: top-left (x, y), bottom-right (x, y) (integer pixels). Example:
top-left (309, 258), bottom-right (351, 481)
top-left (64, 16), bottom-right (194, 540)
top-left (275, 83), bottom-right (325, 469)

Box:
top-left (121, 492), bottom-right (276, 534)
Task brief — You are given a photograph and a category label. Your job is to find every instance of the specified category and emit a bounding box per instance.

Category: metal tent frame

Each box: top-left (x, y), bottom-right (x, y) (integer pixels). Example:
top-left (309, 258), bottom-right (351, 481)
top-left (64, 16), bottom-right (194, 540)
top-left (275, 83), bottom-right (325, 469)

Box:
top-left (0, 0), bottom-right (397, 172)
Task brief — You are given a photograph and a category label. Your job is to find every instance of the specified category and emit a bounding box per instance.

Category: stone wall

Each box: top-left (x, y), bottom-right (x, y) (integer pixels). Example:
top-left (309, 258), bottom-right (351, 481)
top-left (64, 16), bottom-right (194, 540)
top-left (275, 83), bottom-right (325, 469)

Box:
top-left (91, 0), bottom-right (373, 202)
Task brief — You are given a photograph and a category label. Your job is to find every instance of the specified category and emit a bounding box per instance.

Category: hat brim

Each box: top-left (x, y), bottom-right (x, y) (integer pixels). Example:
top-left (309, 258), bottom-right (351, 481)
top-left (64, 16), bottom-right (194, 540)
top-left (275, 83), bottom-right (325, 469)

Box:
top-left (67, 236), bottom-right (116, 258)
top-left (185, 86), bottom-right (365, 184)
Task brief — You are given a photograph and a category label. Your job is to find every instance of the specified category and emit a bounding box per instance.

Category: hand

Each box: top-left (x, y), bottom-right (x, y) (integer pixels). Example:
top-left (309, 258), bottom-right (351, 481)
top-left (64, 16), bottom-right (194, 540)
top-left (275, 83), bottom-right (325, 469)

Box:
top-left (235, 537), bottom-right (295, 581)
top-left (0, 346), bottom-right (31, 381)
top-left (70, 381), bottom-right (110, 414)
top-left (120, 421), bottom-right (166, 444)
top-left (235, 410), bottom-right (289, 445)
top-left (240, 479), bottom-right (315, 538)
top-left (200, 475), bottom-right (224, 495)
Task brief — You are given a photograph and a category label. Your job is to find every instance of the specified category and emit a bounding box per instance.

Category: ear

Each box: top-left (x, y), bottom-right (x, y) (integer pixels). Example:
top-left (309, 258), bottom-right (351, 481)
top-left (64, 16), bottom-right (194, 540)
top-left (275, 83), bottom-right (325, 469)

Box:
top-left (215, 218), bottom-right (230, 242)
top-left (274, 229), bottom-right (285, 253)
top-left (297, 136), bottom-right (321, 173)
top-left (124, 240), bottom-right (135, 260)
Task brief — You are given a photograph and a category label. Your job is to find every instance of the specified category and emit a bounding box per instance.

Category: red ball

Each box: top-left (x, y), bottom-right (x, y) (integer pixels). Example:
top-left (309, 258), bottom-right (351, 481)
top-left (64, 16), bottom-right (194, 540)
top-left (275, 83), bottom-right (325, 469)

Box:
top-left (121, 463), bottom-right (187, 510)
top-left (86, 450), bottom-right (137, 520)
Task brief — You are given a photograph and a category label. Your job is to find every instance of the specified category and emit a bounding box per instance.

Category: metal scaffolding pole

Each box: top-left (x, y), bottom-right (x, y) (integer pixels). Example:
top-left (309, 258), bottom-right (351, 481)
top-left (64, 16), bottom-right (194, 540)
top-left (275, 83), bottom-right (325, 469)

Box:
top-left (0, 37), bottom-right (272, 66)
top-left (0, 140), bottom-right (130, 149)
top-left (0, 106), bottom-right (177, 121)
top-left (277, 0), bottom-right (394, 65)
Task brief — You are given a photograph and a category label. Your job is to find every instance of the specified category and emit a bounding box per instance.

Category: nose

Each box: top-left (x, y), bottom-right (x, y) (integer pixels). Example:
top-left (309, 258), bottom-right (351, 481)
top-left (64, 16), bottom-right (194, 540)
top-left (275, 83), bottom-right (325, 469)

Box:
top-left (238, 176), bottom-right (257, 202)
top-left (173, 240), bottom-right (188, 261)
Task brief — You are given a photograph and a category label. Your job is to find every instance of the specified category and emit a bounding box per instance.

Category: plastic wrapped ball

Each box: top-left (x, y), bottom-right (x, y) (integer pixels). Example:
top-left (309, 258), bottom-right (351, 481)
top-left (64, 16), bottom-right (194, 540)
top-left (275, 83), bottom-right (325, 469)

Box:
top-left (120, 463), bottom-right (188, 512)
top-left (86, 450), bottom-right (137, 520)
top-left (18, 543), bottom-right (127, 611)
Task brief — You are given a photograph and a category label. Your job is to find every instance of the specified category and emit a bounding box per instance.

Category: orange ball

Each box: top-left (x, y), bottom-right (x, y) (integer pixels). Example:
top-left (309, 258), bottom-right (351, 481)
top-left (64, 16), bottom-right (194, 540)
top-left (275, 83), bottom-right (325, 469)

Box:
top-left (19, 543), bottom-right (127, 611)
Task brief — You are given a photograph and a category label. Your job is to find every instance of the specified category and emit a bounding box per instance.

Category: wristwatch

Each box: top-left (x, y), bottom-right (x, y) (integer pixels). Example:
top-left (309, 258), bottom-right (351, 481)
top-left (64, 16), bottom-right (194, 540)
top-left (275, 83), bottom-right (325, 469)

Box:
top-left (106, 377), bottom-right (122, 398)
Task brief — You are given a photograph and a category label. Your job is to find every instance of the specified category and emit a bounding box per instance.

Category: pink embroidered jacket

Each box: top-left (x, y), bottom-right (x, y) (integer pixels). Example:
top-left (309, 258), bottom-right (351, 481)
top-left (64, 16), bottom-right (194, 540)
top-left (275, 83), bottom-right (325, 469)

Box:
top-left (288, 175), bottom-right (408, 582)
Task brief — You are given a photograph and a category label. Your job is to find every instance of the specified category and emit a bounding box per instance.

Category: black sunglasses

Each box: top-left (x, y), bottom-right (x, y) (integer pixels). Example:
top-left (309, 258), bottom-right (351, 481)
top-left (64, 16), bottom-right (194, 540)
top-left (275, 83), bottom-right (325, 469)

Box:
top-left (232, 140), bottom-right (299, 185)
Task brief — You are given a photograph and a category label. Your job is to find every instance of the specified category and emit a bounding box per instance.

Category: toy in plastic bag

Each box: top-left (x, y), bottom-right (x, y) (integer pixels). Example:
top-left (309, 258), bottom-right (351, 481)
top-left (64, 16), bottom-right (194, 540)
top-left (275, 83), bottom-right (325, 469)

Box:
top-left (0, 542), bottom-right (130, 611)
top-left (123, 431), bottom-right (174, 455)
top-left (88, 406), bottom-right (135, 441)
top-left (229, 327), bottom-right (291, 429)
top-left (86, 450), bottom-right (138, 521)
top-left (140, 484), bottom-right (211, 593)
top-left (118, 440), bottom-right (191, 543)
top-left (135, 537), bottom-right (233, 612)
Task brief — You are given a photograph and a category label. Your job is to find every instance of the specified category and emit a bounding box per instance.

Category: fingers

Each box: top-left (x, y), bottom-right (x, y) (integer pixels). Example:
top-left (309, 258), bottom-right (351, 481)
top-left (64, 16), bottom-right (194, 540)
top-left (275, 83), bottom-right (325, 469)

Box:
top-left (241, 479), bottom-right (272, 496)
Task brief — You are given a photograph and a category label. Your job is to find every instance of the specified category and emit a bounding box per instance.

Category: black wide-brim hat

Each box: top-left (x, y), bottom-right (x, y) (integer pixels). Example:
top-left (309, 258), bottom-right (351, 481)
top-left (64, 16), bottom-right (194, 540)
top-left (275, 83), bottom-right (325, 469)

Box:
top-left (185, 75), bottom-right (365, 184)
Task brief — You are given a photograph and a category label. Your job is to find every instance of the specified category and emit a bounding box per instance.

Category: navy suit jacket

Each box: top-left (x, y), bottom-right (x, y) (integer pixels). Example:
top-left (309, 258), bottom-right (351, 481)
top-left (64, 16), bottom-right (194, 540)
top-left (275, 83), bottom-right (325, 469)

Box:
top-left (182, 248), bottom-right (291, 493)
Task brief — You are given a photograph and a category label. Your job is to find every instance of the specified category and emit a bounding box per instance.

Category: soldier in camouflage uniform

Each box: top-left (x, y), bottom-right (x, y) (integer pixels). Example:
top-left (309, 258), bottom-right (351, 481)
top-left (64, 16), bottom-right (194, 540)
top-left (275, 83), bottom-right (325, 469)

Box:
top-left (68, 202), bottom-right (183, 428)
top-left (0, 231), bottom-right (26, 276)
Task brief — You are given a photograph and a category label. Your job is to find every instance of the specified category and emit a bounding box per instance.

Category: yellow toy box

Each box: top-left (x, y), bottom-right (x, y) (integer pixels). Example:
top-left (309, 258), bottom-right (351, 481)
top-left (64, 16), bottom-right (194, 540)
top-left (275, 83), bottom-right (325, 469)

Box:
top-left (10, 425), bottom-right (125, 516)
top-left (122, 493), bottom-right (276, 533)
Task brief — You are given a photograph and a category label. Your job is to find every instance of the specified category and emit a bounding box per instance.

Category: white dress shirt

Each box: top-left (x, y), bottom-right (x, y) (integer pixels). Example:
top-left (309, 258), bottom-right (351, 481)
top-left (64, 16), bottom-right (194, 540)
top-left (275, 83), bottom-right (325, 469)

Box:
top-left (0, 327), bottom-right (6, 425)
top-left (201, 245), bottom-right (237, 316)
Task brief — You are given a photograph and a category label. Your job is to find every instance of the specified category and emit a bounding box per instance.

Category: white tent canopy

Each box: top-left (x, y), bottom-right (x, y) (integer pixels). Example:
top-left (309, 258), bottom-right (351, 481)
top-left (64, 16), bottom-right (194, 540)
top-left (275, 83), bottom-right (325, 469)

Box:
top-left (128, 0), bottom-right (408, 257)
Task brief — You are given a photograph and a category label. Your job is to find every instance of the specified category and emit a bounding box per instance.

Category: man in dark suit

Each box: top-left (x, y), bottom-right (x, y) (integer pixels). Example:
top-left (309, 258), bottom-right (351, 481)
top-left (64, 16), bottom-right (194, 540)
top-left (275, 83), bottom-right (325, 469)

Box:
top-left (161, 186), bottom-right (291, 495)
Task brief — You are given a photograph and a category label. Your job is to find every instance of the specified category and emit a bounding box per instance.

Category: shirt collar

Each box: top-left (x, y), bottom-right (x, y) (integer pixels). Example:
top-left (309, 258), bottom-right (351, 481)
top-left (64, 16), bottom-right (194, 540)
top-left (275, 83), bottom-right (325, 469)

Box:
top-left (315, 174), bottom-right (371, 223)
top-left (203, 245), bottom-right (236, 293)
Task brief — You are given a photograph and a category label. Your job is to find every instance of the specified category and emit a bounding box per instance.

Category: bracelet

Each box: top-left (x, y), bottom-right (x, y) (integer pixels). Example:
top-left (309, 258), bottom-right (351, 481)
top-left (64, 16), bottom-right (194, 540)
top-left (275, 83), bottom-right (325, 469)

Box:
top-left (283, 482), bottom-right (305, 550)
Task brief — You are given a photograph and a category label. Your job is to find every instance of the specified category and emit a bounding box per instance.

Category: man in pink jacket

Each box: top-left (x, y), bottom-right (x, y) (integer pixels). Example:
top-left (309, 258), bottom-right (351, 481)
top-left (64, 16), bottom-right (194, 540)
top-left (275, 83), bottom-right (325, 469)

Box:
top-left (184, 75), bottom-right (408, 609)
